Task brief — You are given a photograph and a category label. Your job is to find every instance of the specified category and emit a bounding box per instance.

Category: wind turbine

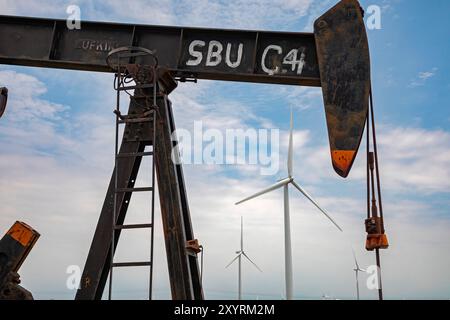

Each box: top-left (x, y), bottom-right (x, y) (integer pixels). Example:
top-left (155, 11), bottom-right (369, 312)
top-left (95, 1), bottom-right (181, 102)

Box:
top-left (235, 107), bottom-right (343, 300)
top-left (352, 249), bottom-right (366, 300)
top-left (225, 216), bottom-right (262, 300)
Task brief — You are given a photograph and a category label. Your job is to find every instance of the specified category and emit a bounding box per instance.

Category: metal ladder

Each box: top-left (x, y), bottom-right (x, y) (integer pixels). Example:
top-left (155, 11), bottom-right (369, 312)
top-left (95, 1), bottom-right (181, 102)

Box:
top-left (107, 47), bottom-right (158, 300)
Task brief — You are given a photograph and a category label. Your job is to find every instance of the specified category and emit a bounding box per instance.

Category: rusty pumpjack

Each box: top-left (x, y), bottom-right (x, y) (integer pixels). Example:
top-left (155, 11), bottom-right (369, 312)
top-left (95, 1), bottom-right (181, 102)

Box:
top-left (0, 0), bottom-right (389, 300)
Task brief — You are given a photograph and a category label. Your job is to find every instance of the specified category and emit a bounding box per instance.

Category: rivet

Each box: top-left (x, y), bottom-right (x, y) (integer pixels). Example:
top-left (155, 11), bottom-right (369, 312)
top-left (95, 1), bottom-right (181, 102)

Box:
top-left (318, 20), bottom-right (328, 28)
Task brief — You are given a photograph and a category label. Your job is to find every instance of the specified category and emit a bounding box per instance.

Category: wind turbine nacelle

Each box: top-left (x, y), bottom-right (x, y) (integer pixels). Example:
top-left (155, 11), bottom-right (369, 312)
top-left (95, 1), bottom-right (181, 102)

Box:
top-left (314, 0), bottom-right (370, 178)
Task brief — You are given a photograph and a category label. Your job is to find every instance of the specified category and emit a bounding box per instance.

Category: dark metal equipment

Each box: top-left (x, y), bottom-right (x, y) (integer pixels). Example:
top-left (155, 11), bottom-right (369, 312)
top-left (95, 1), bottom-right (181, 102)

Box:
top-left (75, 47), bottom-right (203, 300)
top-left (0, 221), bottom-right (40, 300)
top-left (365, 90), bottom-right (388, 301)
top-left (0, 87), bottom-right (7, 118)
top-left (0, 0), bottom-right (387, 300)
top-left (314, 0), bottom-right (370, 178)
top-left (0, 16), bottom-right (319, 86)
top-left (365, 153), bottom-right (388, 251)
top-left (108, 47), bottom-right (158, 300)
top-left (0, 0), bottom-right (370, 178)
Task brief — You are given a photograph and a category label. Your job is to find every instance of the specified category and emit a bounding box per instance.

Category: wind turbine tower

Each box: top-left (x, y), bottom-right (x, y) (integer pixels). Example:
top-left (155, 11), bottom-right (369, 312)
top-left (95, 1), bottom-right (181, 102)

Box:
top-left (226, 217), bottom-right (262, 300)
top-left (352, 249), bottom-right (366, 300)
top-left (235, 108), bottom-right (343, 300)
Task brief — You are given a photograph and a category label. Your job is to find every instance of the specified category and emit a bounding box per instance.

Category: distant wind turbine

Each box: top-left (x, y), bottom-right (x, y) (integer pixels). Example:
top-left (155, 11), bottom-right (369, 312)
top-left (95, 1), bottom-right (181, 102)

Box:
top-left (225, 216), bottom-right (262, 300)
top-left (352, 249), bottom-right (366, 300)
top-left (235, 107), bottom-right (343, 300)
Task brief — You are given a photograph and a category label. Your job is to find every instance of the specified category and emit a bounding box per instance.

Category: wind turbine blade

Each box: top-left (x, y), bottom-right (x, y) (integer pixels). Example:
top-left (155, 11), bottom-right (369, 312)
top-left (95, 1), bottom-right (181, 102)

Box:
top-left (351, 247), bottom-right (360, 269)
top-left (242, 252), bottom-right (262, 272)
top-left (241, 216), bottom-right (243, 252)
top-left (225, 254), bottom-right (241, 268)
top-left (291, 180), bottom-right (343, 232)
top-left (288, 106), bottom-right (294, 177)
top-left (235, 178), bottom-right (291, 205)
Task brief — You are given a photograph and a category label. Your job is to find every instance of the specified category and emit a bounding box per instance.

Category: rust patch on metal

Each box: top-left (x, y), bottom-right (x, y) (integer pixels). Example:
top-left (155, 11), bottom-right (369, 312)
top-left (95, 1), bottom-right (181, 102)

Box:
top-left (314, 0), bottom-right (370, 178)
top-left (7, 221), bottom-right (39, 247)
top-left (331, 150), bottom-right (355, 174)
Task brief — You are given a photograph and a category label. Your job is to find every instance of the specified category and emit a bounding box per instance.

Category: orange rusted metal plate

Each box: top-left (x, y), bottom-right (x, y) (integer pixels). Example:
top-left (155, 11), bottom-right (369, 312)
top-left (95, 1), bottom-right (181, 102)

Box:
top-left (314, 0), bottom-right (370, 178)
top-left (366, 234), bottom-right (389, 251)
top-left (7, 221), bottom-right (38, 247)
top-left (1, 221), bottom-right (40, 291)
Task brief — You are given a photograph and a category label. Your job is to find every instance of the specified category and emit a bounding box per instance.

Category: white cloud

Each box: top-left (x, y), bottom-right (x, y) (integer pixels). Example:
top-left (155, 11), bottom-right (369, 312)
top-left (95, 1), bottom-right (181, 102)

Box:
top-left (172, 0), bottom-right (314, 29)
top-left (0, 0), bottom-right (67, 17)
top-left (277, 86), bottom-right (323, 111)
top-left (0, 0), bottom-right (316, 30)
top-left (0, 70), bottom-right (69, 121)
top-left (409, 68), bottom-right (438, 87)
top-left (418, 72), bottom-right (435, 80)
top-left (375, 126), bottom-right (450, 193)
top-left (301, 0), bottom-right (333, 32)
top-left (285, 124), bottom-right (450, 195)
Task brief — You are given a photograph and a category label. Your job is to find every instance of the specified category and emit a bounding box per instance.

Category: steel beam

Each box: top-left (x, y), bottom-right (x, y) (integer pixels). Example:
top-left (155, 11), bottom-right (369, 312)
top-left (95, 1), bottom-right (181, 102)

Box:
top-left (75, 137), bottom-right (146, 300)
top-left (75, 89), bottom-right (152, 299)
top-left (154, 95), bottom-right (203, 299)
top-left (166, 100), bottom-right (203, 299)
top-left (75, 86), bottom-right (202, 300)
top-left (0, 15), bottom-right (319, 86)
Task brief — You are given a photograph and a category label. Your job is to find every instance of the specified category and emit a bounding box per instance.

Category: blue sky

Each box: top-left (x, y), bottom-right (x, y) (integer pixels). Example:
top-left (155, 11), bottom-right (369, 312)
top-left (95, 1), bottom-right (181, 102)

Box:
top-left (0, 0), bottom-right (449, 300)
